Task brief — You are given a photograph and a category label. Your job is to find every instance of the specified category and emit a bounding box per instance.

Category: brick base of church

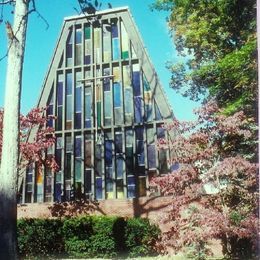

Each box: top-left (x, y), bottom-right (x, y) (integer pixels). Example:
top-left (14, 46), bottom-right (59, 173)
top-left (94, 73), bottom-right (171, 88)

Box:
top-left (18, 196), bottom-right (171, 228)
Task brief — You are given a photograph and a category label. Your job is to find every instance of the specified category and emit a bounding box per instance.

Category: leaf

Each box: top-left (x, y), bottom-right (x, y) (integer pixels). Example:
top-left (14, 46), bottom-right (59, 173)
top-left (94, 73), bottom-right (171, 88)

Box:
top-left (95, 0), bottom-right (98, 8)
top-left (108, 3), bottom-right (112, 9)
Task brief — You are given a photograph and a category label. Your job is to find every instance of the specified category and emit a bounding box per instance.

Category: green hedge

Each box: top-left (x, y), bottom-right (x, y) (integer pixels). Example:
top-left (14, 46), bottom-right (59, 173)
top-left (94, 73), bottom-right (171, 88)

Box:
top-left (17, 215), bottom-right (160, 258)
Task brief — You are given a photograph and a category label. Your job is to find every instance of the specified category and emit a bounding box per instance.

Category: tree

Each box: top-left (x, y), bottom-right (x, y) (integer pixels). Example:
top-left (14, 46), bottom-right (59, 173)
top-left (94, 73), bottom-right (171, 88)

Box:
top-left (0, 0), bottom-right (29, 258)
top-left (152, 101), bottom-right (258, 259)
top-left (152, 0), bottom-right (257, 119)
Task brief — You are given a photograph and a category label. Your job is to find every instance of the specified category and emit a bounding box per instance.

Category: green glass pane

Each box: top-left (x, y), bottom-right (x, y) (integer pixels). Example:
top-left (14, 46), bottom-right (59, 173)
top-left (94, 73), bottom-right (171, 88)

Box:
top-left (97, 101), bottom-right (101, 127)
top-left (122, 51), bottom-right (129, 59)
top-left (75, 159), bottom-right (82, 181)
top-left (84, 27), bottom-right (91, 39)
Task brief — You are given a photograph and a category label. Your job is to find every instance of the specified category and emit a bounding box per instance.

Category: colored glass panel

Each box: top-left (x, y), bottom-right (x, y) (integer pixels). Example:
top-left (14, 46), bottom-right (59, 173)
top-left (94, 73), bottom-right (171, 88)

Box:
top-left (121, 21), bottom-right (129, 59)
top-left (96, 177), bottom-right (102, 200)
top-left (133, 71), bottom-right (141, 96)
top-left (138, 177), bottom-right (146, 197)
top-left (85, 139), bottom-right (92, 168)
top-left (66, 95), bottom-right (72, 121)
top-left (75, 87), bottom-right (82, 112)
top-left (124, 88), bottom-right (133, 114)
top-left (66, 72), bottom-right (72, 95)
top-left (113, 83), bottom-right (121, 108)
top-left (75, 136), bottom-right (82, 157)
top-left (112, 38), bottom-right (119, 60)
top-left (75, 112), bottom-right (81, 129)
top-left (65, 153), bottom-right (71, 180)
top-left (116, 179), bottom-right (124, 198)
top-left (127, 184), bottom-right (135, 198)
top-left (123, 65), bottom-right (131, 87)
top-left (105, 140), bottom-right (113, 167)
top-left (113, 67), bottom-right (120, 82)
top-left (155, 101), bottom-right (162, 120)
top-left (134, 96), bottom-right (142, 123)
top-left (97, 101), bottom-right (101, 127)
top-left (84, 170), bottom-right (92, 193)
top-left (75, 44), bottom-right (82, 66)
top-left (84, 26), bottom-right (91, 39)
top-left (147, 145), bottom-right (156, 169)
top-left (103, 68), bottom-right (110, 91)
top-left (115, 132), bottom-right (123, 153)
top-left (75, 28), bottom-right (82, 44)
top-left (103, 24), bottom-right (111, 62)
top-left (111, 23), bottom-right (118, 38)
top-left (75, 159), bottom-right (82, 181)
top-left (104, 91), bottom-right (111, 119)
top-left (57, 106), bottom-right (63, 130)
top-left (57, 82), bottom-right (63, 106)
top-left (116, 156), bottom-right (124, 179)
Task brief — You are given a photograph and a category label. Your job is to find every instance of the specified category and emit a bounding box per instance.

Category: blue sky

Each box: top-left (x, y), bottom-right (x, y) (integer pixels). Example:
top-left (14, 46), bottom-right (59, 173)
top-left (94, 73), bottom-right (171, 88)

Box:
top-left (0, 0), bottom-right (199, 120)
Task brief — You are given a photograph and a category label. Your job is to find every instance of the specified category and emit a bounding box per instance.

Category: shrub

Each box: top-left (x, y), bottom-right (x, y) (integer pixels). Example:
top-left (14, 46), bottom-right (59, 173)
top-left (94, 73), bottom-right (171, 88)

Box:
top-left (125, 218), bottom-right (160, 257)
top-left (17, 218), bottom-right (64, 258)
top-left (17, 215), bottom-right (161, 258)
top-left (62, 216), bottom-right (93, 258)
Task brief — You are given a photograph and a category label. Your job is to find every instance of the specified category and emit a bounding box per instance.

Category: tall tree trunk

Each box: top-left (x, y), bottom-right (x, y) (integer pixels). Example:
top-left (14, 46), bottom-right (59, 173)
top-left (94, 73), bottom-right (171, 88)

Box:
top-left (0, 0), bottom-right (29, 258)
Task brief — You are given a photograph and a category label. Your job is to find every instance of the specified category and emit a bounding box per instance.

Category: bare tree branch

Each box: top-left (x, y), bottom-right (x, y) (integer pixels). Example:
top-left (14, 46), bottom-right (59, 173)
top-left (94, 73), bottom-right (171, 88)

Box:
top-left (0, 0), bottom-right (15, 5)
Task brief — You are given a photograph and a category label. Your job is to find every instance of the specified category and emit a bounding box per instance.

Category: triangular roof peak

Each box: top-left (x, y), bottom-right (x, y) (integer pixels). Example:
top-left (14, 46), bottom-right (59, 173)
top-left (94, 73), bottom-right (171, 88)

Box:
top-left (64, 6), bottom-right (130, 22)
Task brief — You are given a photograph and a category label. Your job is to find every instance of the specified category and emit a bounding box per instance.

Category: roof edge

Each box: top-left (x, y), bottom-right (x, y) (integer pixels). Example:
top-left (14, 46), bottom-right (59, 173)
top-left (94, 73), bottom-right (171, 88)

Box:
top-left (64, 6), bottom-right (129, 21)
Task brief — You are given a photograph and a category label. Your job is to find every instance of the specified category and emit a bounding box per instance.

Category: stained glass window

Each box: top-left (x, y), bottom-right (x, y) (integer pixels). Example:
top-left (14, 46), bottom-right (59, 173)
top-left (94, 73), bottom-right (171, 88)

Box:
top-left (103, 23), bottom-right (111, 62)
top-left (121, 21), bottom-right (129, 59)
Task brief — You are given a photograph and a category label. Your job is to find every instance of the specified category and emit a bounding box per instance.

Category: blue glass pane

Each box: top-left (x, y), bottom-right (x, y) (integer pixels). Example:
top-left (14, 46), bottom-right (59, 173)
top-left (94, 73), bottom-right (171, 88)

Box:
top-left (57, 82), bottom-right (63, 105)
top-left (145, 104), bottom-right (153, 121)
top-left (85, 94), bottom-right (92, 120)
top-left (55, 149), bottom-right (62, 168)
top-left (133, 71), bottom-right (140, 96)
top-left (148, 145), bottom-right (156, 168)
top-left (115, 133), bottom-right (122, 153)
top-left (112, 38), bottom-right (119, 60)
top-left (127, 185), bottom-right (135, 198)
top-left (114, 83), bottom-right (121, 108)
top-left (111, 24), bottom-right (118, 38)
top-left (57, 107), bottom-right (62, 130)
top-left (47, 104), bottom-right (53, 116)
top-left (125, 88), bottom-right (133, 114)
top-left (75, 137), bottom-right (82, 157)
top-left (75, 112), bottom-right (81, 129)
top-left (84, 55), bottom-right (91, 65)
top-left (75, 87), bottom-right (82, 112)
top-left (106, 167), bottom-right (113, 179)
top-left (116, 156), bottom-right (124, 178)
top-left (66, 73), bottom-right (72, 95)
top-left (155, 102), bottom-right (162, 120)
top-left (157, 127), bottom-right (165, 138)
top-left (54, 183), bottom-right (62, 202)
top-left (66, 44), bottom-right (72, 58)
top-left (103, 68), bottom-right (110, 91)
top-left (76, 28), bottom-right (82, 44)
top-left (96, 178), bottom-right (102, 200)
top-left (170, 162), bottom-right (179, 171)
top-left (136, 140), bottom-right (145, 165)
top-left (106, 179), bottom-right (113, 192)
top-left (136, 127), bottom-right (144, 140)
top-left (134, 96), bottom-right (142, 123)
top-left (66, 95), bottom-right (72, 121)
top-left (104, 92), bottom-right (111, 117)
top-left (84, 170), bottom-right (92, 193)
top-left (105, 141), bottom-right (113, 167)
top-left (85, 120), bottom-right (91, 128)
top-left (127, 176), bottom-right (135, 185)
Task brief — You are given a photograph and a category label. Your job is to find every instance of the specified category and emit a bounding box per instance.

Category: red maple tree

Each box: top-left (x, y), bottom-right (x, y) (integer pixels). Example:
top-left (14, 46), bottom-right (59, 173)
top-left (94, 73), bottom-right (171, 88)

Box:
top-left (0, 107), bottom-right (58, 172)
top-left (152, 101), bottom-right (258, 259)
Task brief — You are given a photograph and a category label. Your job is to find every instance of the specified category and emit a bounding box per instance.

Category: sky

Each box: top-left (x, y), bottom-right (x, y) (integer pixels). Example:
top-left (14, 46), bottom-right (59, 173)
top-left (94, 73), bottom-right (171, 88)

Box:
top-left (0, 0), bottom-right (199, 121)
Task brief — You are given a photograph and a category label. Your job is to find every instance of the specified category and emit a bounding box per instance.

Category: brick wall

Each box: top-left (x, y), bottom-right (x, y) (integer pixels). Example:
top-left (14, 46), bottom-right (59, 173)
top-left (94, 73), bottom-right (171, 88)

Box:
top-left (17, 196), bottom-right (172, 224)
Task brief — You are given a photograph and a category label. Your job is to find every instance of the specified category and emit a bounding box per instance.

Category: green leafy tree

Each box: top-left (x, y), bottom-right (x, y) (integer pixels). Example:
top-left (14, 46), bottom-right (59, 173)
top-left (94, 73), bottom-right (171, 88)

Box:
top-left (152, 0), bottom-right (256, 118)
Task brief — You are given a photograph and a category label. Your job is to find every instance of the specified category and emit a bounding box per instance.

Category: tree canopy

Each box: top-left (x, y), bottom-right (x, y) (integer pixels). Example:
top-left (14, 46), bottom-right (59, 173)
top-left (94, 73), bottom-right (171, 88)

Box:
top-left (152, 0), bottom-right (257, 118)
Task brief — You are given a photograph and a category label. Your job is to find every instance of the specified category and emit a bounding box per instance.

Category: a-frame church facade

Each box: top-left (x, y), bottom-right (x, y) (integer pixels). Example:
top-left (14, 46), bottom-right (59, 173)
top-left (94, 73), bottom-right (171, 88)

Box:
top-left (21, 7), bottom-right (175, 203)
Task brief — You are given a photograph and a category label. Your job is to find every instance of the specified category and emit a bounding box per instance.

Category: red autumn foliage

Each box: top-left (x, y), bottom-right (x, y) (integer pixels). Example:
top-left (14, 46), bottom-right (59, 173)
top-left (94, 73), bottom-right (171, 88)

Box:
top-left (0, 107), bottom-right (58, 172)
top-left (152, 101), bottom-right (258, 258)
